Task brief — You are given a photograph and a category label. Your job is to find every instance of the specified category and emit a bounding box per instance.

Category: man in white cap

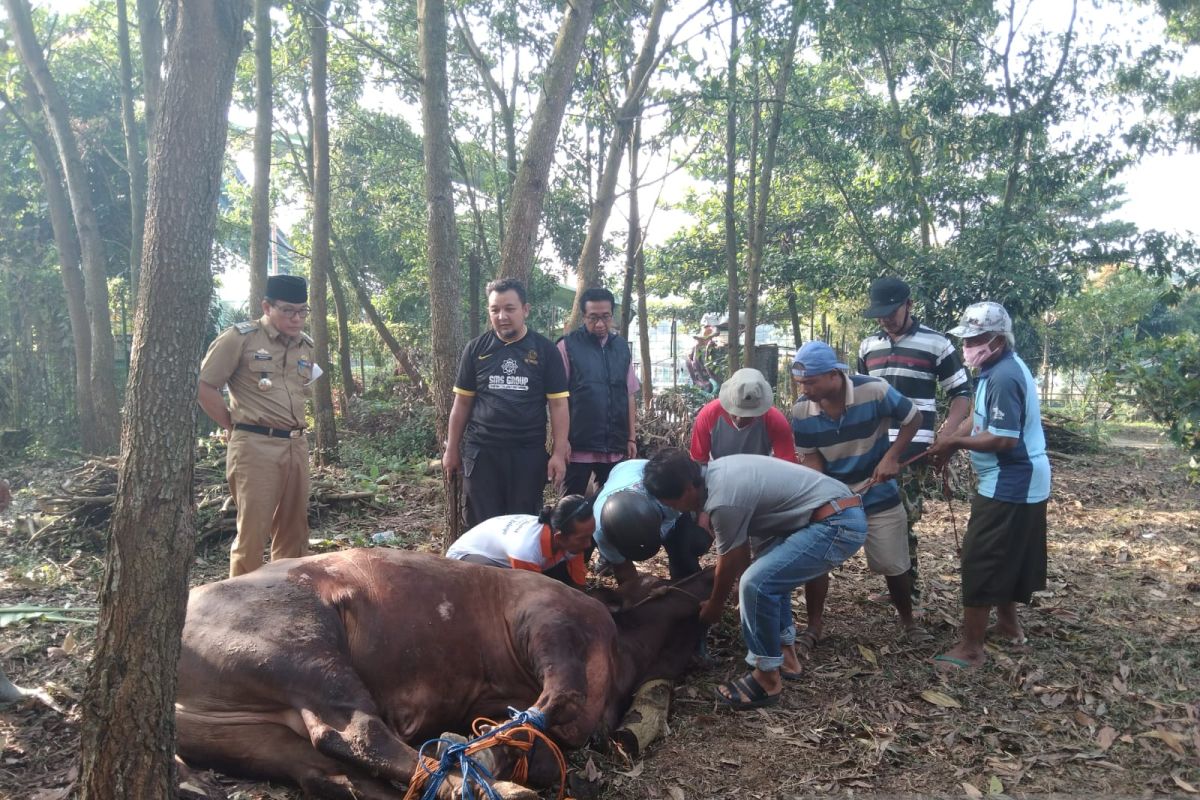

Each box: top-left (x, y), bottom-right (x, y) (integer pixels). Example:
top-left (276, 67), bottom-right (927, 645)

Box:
top-left (926, 301), bottom-right (1050, 670)
top-left (690, 367), bottom-right (796, 464)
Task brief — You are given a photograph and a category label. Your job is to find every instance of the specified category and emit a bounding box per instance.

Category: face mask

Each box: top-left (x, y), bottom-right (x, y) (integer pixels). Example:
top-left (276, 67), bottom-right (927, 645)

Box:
top-left (963, 338), bottom-right (1000, 368)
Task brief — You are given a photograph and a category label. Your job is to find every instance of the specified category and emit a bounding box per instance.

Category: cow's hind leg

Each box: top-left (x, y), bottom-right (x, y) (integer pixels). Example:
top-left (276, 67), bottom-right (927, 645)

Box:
top-left (180, 719), bottom-right (406, 800)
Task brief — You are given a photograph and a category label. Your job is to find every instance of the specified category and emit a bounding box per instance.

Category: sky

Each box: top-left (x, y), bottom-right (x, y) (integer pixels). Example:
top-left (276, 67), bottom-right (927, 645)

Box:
top-left (27, 0), bottom-right (1200, 301)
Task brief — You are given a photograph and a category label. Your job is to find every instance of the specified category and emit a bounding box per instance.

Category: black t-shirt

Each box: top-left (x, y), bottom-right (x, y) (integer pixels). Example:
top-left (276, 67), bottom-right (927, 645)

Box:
top-left (454, 329), bottom-right (569, 448)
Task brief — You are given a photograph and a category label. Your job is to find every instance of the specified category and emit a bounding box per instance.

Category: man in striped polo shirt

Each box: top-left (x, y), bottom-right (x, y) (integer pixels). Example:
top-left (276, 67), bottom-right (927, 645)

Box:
top-left (926, 302), bottom-right (1050, 670)
top-left (791, 341), bottom-right (927, 655)
top-left (859, 277), bottom-right (972, 604)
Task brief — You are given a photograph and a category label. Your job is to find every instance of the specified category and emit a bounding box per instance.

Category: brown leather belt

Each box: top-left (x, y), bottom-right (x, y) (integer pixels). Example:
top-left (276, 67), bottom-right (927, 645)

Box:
top-left (810, 494), bottom-right (863, 523)
top-left (234, 423), bottom-right (306, 439)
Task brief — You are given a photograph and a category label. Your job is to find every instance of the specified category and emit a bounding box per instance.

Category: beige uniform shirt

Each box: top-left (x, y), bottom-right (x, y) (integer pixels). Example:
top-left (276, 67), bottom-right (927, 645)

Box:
top-left (199, 316), bottom-right (314, 429)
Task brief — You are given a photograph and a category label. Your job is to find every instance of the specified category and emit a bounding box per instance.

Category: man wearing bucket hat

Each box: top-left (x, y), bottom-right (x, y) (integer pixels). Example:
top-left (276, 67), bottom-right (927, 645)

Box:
top-left (858, 277), bottom-right (973, 607)
top-left (790, 341), bottom-right (928, 655)
top-left (690, 367), bottom-right (796, 464)
top-left (199, 274), bottom-right (317, 577)
top-left (925, 301), bottom-right (1050, 670)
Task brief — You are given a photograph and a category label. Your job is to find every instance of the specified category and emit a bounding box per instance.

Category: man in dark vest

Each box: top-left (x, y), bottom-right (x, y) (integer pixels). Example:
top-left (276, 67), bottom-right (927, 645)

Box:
top-left (557, 287), bottom-right (638, 497)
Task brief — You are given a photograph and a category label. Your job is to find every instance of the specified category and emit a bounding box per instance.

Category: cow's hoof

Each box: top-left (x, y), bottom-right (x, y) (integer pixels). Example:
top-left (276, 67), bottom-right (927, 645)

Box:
top-left (490, 781), bottom-right (539, 800)
top-left (434, 731), bottom-right (499, 776)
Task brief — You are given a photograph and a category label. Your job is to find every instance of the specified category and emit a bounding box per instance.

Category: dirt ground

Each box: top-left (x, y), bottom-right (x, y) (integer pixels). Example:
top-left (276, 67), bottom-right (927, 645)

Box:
top-left (1, 429), bottom-right (1197, 799)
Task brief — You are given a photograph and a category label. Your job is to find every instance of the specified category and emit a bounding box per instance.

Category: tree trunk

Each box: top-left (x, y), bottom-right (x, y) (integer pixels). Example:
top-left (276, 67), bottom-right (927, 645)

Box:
top-left (743, 5), bottom-right (802, 364)
top-left (116, 0), bottom-right (146, 303)
top-left (722, 6), bottom-right (741, 373)
top-left (566, 0), bottom-right (668, 332)
top-left (306, 0), bottom-right (339, 465)
top-left (248, 0), bottom-right (273, 312)
top-left (136, 0), bottom-right (164, 149)
top-left (620, 124), bottom-right (639, 341)
top-left (328, 263), bottom-right (357, 409)
top-left (497, 0), bottom-right (598, 285)
top-left (635, 173), bottom-right (653, 412)
top-left (6, 0), bottom-right (122, 453)
top-left (77, 3), bottom-right (249, 797)
top-left (8, 82), bottom-right (98, 449)
top-left (787, 290), bottom-right (802, 348)
top-left (334, 254), bottom-right (430, 400)
top-left (420, 0), bottom-right (465, 548)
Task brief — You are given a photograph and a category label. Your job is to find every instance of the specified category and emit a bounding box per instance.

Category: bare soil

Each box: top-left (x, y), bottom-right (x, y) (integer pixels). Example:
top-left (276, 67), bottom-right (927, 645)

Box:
top-left (1, 437), bottom-right (1197, 799)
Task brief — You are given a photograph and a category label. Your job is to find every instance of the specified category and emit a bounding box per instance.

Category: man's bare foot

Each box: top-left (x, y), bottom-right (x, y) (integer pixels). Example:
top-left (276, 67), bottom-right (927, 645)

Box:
top-left (931, 643), bottom-right (985, 671)
top-left (985, 624), bottom-right (1026, 645)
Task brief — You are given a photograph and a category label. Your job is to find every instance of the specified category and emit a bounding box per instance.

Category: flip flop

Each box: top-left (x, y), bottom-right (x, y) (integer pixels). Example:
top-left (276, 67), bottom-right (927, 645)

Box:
top-left (931, 653), bottom-right (979, 671)
top-left (714, 672), bottom-right (781, 711)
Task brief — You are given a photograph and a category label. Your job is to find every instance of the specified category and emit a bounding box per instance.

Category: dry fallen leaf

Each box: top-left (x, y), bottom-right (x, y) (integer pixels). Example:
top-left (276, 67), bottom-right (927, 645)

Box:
top-left (582, 757), bottom-right (602, 783)
top-left (666, 785), bottom-right (686, 800)
top-left (987, 775), bottom-right (1004, 795)
top-left (1074, 710), bottom-right (1096, 728)
top-left (1097, 726), bottom-right (1117, 751)
top-left (858, 644), bottom-right (878, 666)
top-left (921, 689), bottom-right (962, 708)
top-left (1172, 773), bottom-right (1198, 794)
top-left (616, 761), bottom-right (644, 778)
top-left (1138, 729), bottom-right (1188, 757)
top-left (962, 781), bottom-right (984, 799)
top-left (61, 631), bottom-right (76, 655)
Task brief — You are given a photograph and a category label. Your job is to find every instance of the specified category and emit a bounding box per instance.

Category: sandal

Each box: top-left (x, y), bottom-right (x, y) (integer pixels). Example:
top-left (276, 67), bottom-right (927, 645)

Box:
top-left (794, 628), bottom-right (822, 659)
top-left (903, 625), bottom-right (935, 645)
top-left (714, 672), bottom-right (780, 711)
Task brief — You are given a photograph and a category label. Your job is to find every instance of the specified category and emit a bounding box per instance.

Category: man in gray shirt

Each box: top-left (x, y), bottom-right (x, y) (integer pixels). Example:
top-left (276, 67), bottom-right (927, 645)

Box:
top-left (643, 449), bottom-right (868, 710)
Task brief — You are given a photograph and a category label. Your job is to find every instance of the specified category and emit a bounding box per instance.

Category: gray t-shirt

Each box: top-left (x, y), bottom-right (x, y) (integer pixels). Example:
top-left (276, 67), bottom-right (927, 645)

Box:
top-left (704, 454), bottom-right (853, 555)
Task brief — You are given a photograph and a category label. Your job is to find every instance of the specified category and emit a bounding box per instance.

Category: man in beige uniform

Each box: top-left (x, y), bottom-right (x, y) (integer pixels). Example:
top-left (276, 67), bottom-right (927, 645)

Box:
top-left (198, 274), bottom-right (316, 577)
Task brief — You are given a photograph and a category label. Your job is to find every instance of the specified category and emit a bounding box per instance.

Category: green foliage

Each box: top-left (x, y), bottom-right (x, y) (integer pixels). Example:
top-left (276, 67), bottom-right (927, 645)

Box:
top-left (1106, 331), bottom-right (1200, 475)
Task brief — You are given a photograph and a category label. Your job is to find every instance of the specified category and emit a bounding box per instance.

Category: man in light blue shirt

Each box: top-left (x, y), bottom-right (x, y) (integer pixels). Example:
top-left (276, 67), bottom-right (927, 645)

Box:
top-left (592, 459), bottom-right (711, 585)
top-left (927, 302), bottom-right (1050, 671)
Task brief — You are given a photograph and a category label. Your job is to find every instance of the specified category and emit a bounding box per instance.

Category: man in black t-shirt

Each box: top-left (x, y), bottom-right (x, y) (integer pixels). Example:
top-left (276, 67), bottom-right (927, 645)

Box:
top-left (443, 278), bottom-right (571, 526)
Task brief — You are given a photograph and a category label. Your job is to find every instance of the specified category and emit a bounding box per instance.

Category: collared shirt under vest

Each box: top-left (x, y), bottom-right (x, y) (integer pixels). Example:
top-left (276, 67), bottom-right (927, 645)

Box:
top-left (561, 326), bottom-right (632, 454)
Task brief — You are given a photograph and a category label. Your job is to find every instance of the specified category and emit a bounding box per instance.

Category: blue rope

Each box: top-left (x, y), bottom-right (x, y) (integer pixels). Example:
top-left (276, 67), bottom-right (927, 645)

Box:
top-left (416, 707), bottom-right (546, 800)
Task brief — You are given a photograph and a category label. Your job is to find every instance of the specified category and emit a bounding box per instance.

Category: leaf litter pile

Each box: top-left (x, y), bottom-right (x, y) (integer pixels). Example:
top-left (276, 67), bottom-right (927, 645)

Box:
top-left (1, 426), bottom-right (1198, 799)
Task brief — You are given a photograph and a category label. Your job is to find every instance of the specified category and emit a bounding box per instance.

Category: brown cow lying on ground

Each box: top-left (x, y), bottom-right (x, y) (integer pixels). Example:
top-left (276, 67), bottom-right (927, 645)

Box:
top-left (175, 549), bottom-right (712, 799)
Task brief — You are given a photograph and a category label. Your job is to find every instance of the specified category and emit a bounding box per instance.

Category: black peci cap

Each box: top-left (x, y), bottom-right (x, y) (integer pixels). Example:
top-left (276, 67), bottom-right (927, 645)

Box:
top-left (266, 274), bottom-right (307, 304)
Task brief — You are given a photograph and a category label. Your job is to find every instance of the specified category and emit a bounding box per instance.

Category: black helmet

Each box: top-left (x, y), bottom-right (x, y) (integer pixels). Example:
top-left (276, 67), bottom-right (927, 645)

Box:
top-left (600, 490), bottom-right (662, 562)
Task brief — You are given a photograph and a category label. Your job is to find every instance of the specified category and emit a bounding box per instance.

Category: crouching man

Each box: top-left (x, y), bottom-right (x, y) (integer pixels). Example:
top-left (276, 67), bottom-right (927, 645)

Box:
top-left (642, 449), bottom-right (867, 710)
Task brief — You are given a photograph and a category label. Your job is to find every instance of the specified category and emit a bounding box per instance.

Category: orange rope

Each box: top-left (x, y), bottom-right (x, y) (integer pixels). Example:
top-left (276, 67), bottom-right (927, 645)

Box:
top-left (403, 717), bottom-right (571, 800)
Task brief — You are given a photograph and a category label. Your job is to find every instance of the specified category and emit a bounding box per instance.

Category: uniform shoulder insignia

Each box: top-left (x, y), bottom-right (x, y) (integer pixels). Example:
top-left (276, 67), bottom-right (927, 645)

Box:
top-left (299, 333), bottom-right (314, 347)
top-left (234, 321), bottom-right (260, 334)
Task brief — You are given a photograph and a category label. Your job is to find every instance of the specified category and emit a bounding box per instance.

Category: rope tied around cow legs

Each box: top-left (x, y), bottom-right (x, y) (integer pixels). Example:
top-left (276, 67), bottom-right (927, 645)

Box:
top-left (404, 706), bottom-right (571, 800)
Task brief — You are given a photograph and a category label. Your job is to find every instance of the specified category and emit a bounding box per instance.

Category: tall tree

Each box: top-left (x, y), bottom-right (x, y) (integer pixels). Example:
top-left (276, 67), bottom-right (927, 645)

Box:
top-left (116, 0), bottom-right (146, 301)
top-left (248, 0), bottom-right (274, 311)
top-left (420, 0), bottom-right (464, 545)
top-left (497, 0), bottom-right (598, 286)
top-left (328, 262), bottom-right (357, 408)
top-left (5, 0), bottom-right (122, 453)
top-left (565, 0), bottom-right (669, 331)
top-left (3, 81), bottom-right (97, 450)
top-left (78, 2), bottom-right (250, 797)
top-left (722, 3), bottom-right (741, 372)
top-left (136, 0), bottom-right (163, 146)
top-left (306, 0), bottom-right (339, 464)
top-left (743, 4), bottom-right (802, 362)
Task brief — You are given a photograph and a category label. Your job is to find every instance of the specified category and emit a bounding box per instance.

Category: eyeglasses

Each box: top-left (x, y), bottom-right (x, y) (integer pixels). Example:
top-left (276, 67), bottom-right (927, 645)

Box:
top-left (273, 304), bottom-right (311, 319)
top-left (585, 313), bottom-right (613, 323)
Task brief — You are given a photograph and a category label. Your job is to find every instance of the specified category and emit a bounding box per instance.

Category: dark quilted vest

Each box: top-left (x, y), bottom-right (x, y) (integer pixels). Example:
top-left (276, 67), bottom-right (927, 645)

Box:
top-left (562, 327), bottom-right (632, 453)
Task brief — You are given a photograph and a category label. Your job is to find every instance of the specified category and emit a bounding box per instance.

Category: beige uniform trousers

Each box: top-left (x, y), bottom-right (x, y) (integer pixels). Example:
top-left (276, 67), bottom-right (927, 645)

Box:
top-left (226, 428), bottom-right (310, 577)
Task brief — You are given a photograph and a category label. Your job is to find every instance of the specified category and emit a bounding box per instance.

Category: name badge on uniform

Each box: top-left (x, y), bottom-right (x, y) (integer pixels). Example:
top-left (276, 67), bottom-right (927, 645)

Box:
top-left (253, 349), bottom-right (272, 361)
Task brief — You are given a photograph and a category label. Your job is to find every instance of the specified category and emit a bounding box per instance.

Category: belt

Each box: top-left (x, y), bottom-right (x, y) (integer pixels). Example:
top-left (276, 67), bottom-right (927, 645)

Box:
top-left (233, 423), bottom-right (306, 439)
top-left (810, 494), bottom-right (863, 523)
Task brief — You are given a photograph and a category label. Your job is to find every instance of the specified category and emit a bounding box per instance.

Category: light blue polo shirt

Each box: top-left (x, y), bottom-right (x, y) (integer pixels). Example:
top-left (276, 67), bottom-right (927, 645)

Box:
top-left (970, 351), bottom-right (1051, 503)
top-left (592, 459), bottom-right (680, 565)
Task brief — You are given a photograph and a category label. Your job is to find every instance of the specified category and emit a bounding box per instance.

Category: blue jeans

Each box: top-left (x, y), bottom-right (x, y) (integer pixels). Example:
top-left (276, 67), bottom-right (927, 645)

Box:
top-left (740, 507), bottom-right (868, 671)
